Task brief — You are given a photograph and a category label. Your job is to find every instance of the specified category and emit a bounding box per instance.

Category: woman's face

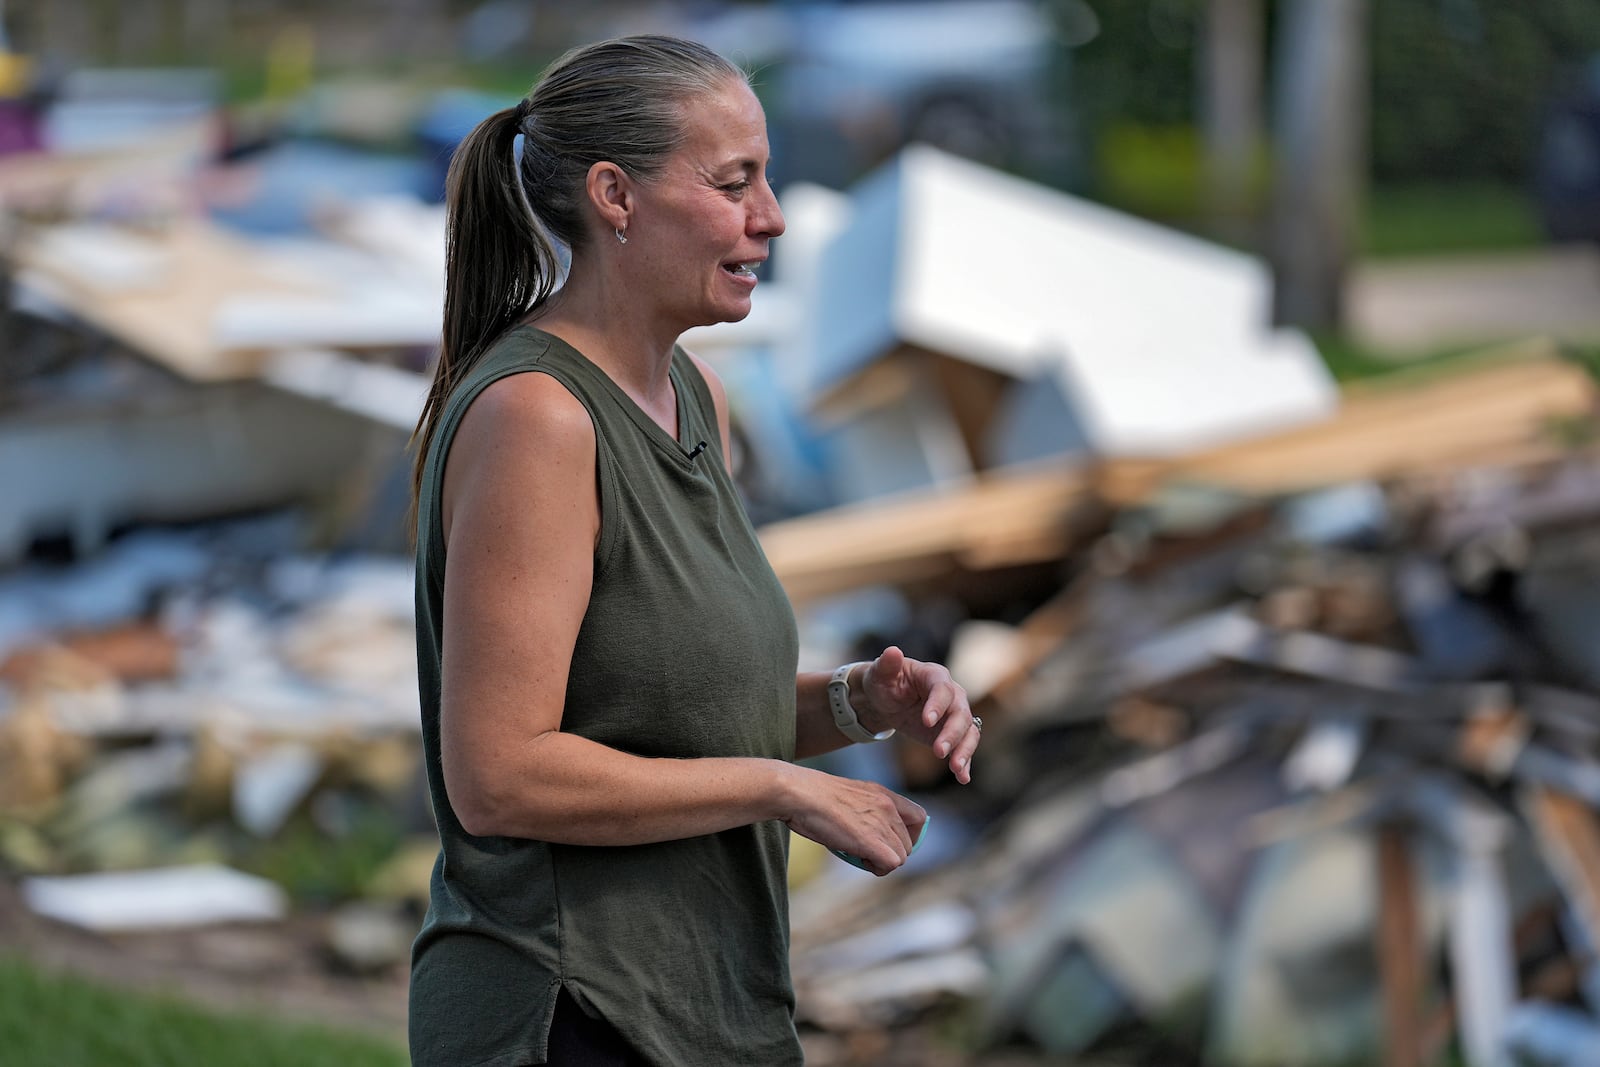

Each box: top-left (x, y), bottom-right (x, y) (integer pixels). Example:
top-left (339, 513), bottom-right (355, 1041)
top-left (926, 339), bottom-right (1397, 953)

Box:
top-left (627, 80), bottom-right (786, 332)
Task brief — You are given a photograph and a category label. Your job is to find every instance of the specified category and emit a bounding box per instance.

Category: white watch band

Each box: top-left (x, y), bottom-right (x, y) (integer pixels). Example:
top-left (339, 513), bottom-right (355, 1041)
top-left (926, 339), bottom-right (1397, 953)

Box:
top-left (828, 662), bottom-right (895, 744)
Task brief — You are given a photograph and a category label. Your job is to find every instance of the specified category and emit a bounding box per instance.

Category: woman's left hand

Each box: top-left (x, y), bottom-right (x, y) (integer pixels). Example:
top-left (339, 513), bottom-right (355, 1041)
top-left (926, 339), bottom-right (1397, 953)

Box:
top-left (853, 646), bottom-right (980, 784)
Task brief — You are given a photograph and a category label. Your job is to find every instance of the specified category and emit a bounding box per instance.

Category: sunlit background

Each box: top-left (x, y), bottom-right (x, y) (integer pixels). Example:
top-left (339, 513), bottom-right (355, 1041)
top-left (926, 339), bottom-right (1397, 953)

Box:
top-left (3, 2), bottom-right (1600, 1065)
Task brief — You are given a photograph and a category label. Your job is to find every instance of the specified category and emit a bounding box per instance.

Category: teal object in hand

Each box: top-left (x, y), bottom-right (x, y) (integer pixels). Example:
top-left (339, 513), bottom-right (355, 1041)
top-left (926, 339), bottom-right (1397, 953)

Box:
top-left (830, 814), bottom-right (931, 872)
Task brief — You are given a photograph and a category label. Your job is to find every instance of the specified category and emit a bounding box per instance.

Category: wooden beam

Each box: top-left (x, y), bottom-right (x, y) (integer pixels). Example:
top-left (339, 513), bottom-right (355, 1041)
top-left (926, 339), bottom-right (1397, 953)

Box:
top-left (1377, 823), bottom-right (1423, 1067)
top-left (758, 459), bottom-right (1106, 605)
top-left (1522, 788), bottom-right (1600, 956)
top-left (13, 215), bottom-right (318, 381)
top-left (1101, 340), bottom-right (1594, 504)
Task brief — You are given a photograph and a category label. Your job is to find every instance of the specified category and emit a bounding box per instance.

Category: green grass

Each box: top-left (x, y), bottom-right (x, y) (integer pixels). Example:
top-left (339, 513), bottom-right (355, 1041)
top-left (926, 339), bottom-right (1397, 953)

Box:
top-left (1314, 334), bottom-right (1600, 388)
top-left (1362, 182), bottom-right (1544, 259)
top-left (0, 955), bottom-right (407, 1067)
top-left (1311, 332), bottom-right (1488, 384)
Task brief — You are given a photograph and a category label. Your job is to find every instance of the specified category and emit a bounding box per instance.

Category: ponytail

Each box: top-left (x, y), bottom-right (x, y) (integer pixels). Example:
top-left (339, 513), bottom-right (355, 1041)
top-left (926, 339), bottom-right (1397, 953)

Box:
top-left (409, 104), bottom-right (560, 522)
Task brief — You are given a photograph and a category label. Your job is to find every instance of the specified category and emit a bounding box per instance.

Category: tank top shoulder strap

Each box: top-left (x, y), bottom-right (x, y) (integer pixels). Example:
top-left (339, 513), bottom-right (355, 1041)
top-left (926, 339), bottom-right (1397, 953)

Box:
top-left (419, 326), bottom-right (611, 585)
top-left (671, 346), bottom-right (724, 458)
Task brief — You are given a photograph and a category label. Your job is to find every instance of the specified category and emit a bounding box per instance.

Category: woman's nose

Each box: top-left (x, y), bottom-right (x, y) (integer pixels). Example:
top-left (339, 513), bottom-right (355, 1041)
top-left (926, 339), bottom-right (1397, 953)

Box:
top-left (753, 185), bottom-right (786, 238)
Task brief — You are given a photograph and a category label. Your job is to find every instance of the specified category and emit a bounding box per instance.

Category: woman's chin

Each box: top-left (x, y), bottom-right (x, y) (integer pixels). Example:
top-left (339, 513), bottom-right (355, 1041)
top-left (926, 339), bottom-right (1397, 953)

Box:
top-left (690, 302), bottom-right (754, 330)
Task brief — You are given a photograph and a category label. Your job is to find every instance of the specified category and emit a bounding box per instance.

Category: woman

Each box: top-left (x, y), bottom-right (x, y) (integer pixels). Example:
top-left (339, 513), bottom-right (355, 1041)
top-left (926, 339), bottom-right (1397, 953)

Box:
top-left (409, 35), bottom-right (982, 1067)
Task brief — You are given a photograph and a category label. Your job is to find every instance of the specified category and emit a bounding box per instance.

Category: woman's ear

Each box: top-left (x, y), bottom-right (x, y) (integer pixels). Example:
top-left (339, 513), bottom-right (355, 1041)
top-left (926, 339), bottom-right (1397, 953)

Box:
top-left (585, 161), bottom-right (633, 235)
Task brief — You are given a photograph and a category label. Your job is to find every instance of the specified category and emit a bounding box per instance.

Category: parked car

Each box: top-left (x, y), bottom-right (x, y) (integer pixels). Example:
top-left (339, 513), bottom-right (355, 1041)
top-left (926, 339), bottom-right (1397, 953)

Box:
top-left (681, 0), bottom-right (1078, 191)
top-left (1535, 55), bottom-right (1600, 243)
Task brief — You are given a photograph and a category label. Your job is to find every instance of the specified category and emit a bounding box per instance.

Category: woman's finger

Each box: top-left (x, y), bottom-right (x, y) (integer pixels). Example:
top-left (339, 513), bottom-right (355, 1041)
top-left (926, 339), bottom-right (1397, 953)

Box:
top-left (927, 681), bottom-right (971, 756)
top-left (948, 714), bottom-right (982, 784)
top-left (892, 792), bottom-right (928, 841)
top-left (921, 676), bottom-right (959, 731)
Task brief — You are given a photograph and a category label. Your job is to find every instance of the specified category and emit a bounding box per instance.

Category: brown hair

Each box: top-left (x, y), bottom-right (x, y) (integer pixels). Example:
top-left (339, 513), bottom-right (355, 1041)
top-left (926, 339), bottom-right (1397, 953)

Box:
top-left (409, 34), bottom-right (747, 522)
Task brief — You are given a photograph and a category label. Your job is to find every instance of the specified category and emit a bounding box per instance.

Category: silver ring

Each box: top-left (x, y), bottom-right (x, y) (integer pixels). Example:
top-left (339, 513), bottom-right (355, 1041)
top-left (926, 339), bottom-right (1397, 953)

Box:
top-left (972, 716), bottom-right (983, 732)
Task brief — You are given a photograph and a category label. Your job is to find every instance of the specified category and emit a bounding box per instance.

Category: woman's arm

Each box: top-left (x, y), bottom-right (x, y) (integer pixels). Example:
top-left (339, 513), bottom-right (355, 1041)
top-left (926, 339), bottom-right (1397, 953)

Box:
top-left (436, 370), bottom-right (924, 873)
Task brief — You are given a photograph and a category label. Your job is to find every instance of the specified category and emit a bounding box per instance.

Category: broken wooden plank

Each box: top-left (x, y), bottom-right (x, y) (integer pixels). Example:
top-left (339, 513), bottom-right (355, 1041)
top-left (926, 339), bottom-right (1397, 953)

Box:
top-left (758, 459), bottom-right (1107, 604)
top-left (1098, 339), bottom-right (1594, 504)
top-left (14, 216), bottom-right (318, 381)
top-left (1377, 823), bottom-right (1423, 1067)
top-left (1521, 788), bottom-right (1600, 998)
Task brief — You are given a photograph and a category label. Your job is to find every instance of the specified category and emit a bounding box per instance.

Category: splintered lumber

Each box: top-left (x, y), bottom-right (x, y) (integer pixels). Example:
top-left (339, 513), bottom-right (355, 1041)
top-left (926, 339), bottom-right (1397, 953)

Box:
top-left (1099, 340), bottom-right (1597, 505)
top-left (13, 216), bottom-right (319, 381)
top-left (1377, 824), bottom-right (1423, 1067)
top-left (758, 460), bottom-right (1105, 604)
top-left (979, 576), bottom-right (1091, 709)
top-left (1522, 788), bottom-right (1600, 968)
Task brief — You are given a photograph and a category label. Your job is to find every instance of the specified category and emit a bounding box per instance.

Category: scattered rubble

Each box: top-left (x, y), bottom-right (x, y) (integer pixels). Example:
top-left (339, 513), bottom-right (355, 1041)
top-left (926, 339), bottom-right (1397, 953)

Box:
top-left (782, 341), bottom-right (1600, 1067)
top-left (0, 529), bottom-right (430, 969)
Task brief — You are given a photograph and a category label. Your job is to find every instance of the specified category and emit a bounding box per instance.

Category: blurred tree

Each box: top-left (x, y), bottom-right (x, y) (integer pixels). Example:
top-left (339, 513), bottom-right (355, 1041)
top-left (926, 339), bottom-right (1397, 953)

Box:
top-left (182, 0), bottom-right (231, 60)
top-left (1270, 0), bottom-right (1367, 330)
top-left (1074, 0), bottom-right (1600, 211)
top-left (1200, 0), bottom-right (1262, 233)
top-left (115, 0), bottom-right (164, 63)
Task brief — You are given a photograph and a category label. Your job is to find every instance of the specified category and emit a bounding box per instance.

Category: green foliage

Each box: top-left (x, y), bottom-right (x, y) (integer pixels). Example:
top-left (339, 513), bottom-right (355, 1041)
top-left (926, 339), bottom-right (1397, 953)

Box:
top-left (240, 797), bottom-right (405, 907)
top-left (1096, 123), bottom-right (1205, 219)
top-left (1370, 0), bottom-right (1600, 183)
top-left (1067, 0), bottom-right (1203, 199)
top-left (1066, 0), bottom-right (1600, 192)
top-left (0, 955), bottom-right (406, 1067)
top-left (1095, 121), bottom-right (1272, 223)
top-left (1561, 341), bottom-right (1600, 387)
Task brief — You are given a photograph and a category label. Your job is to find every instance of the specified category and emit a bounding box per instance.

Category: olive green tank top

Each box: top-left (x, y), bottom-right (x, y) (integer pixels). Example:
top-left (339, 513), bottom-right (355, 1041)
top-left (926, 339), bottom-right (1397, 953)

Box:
top-left (410, 326), bottom-right (802, 1067)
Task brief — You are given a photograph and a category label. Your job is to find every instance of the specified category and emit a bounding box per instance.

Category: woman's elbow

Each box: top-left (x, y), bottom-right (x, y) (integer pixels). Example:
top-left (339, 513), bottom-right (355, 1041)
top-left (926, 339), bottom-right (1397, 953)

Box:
top-left (441, 723), bottom-right (562, 837)
top-left (452, 797), bottom-right (503, 838)
top-left (448, 781), bottom-right (506, 838)
top-left (442, 759), bottom-right (521, 838)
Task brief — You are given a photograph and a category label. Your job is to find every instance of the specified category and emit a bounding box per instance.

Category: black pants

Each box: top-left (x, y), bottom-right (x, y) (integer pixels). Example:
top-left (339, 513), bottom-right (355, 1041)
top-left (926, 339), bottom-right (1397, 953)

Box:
top-left (544, 987), bottom-right (646, 1066)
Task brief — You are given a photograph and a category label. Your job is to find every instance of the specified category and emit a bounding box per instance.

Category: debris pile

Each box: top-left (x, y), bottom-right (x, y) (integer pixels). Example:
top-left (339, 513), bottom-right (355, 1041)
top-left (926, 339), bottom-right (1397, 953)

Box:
top-left (0, 60), bottom-right (1594, 1063)
top-left (782, 341), bottom-right (1600, 1067)
top-left (0, 531), bottom-right (432, 977)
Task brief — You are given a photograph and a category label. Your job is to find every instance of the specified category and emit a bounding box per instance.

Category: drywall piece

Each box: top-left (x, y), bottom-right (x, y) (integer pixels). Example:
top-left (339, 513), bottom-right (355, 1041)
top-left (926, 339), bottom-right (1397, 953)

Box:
top-left (808, 144), bottom-right (1337, 458)
top-left (23, 864), bottom-right (288, 931)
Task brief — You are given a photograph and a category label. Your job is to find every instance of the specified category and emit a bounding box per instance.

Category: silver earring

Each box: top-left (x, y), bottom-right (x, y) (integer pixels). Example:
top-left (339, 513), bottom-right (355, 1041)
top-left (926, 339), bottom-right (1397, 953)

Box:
top-left (615, 228), bottom-right (627, 245)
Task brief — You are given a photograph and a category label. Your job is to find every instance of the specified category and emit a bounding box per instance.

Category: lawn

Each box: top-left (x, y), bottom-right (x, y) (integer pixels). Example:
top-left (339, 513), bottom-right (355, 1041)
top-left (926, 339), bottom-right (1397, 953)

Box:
top-left (0, 955), bottom-right (408, 1067)
top-left (1361, 182), bottom-right (1545, 259)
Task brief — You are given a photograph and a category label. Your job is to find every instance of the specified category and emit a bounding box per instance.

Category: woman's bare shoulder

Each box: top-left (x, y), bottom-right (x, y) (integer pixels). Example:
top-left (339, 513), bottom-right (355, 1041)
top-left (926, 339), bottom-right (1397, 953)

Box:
top-left (453, 370), bottom-right (596, 464)
top-left (442, 371), bottom-right (599, 542)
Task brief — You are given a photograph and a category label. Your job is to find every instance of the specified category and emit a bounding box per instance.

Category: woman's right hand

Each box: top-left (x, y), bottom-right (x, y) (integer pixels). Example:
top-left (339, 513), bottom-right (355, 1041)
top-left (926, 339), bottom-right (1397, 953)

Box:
top-left (778, 765), bottom-right (927, 877)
